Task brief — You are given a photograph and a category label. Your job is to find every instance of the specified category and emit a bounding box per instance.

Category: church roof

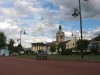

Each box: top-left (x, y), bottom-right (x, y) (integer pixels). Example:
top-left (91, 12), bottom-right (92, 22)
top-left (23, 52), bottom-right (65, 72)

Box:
top-left (63, 40), bottom-right (70, 44)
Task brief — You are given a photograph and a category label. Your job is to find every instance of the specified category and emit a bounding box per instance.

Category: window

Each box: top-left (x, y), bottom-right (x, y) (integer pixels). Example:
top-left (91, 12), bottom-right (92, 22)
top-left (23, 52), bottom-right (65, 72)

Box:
top-left (67, 45), bottom-right (69, 47)
top-left (73, 43), bottom-right (74, 46)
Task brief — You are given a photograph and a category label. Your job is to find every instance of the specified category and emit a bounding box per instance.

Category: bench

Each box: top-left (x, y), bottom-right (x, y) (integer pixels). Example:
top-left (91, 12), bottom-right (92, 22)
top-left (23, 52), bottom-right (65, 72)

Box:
top-left (37, 52), bottom-right (48, 60)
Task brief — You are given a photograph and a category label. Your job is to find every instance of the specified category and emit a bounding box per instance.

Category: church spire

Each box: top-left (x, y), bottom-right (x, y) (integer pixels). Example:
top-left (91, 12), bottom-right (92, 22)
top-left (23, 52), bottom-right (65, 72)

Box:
top-left (59, 25), bottom-right (62, 30)
top-left (59, 20), bottom-right (62, 30)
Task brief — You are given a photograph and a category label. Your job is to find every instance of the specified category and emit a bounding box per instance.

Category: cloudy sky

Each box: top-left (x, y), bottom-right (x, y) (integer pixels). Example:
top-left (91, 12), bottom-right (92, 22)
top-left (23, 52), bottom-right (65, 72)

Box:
top-left (0, 0), bottom-right (100, 48)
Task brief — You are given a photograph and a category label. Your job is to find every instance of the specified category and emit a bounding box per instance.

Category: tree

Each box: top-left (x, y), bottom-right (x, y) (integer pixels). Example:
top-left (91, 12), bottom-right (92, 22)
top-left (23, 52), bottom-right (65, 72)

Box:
top-left (76, 39), bottom-right (89, 50)
top-left (50, 42), bottom-right (56, 54)
top-left (17, 44), bottom-right (24, 53)
top-left (0, 31), bottom-right (6, 49)
top-left (7, 39), bottom-right (15, 53)
top-left (57, 42), bottom-right (66, 55)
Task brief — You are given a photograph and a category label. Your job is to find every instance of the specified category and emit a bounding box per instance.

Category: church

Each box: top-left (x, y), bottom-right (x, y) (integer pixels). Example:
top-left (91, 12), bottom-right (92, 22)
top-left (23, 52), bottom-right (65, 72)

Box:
top-left (55, 25), bottom-right (77, 52)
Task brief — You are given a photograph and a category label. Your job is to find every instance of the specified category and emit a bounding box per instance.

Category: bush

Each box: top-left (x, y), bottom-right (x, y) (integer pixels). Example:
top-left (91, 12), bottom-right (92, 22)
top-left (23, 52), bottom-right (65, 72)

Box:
top-left (62, 49), bottom-right (72, 55)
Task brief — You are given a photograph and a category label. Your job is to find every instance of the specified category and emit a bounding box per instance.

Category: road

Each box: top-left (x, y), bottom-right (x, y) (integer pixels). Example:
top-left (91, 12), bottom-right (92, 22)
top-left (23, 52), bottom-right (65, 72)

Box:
top-left (0, 56), bottom-right (100, 75)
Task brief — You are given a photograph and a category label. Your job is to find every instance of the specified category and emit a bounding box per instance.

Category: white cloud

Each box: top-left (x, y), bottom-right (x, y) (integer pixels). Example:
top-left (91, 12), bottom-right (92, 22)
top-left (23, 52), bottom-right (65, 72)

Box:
top-left (0, 0), bottom-right (100, 48)
top-left (47, 0), bottom-right (100, 20)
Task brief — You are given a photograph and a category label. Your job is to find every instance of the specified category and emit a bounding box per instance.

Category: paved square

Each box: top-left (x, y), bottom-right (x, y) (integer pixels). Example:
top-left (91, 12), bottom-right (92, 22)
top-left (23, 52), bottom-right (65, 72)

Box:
top-left (0, 57), bottom-right (100, 75)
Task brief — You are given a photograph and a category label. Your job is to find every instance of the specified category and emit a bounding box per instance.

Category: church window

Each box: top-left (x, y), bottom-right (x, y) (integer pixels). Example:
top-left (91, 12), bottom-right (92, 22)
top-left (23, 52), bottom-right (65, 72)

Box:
top-left (73, 43), bottom-right (74, 46)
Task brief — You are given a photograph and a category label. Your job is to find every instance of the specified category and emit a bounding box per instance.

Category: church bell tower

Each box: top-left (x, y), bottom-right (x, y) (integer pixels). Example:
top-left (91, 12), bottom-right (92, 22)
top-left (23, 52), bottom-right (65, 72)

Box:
top-left (56, 25), bottom-right (65, 43)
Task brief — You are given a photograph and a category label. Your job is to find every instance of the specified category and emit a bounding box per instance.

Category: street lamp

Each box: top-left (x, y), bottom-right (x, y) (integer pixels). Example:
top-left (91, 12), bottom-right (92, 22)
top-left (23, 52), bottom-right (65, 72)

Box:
top-left (72, 0), bottom-right (88, 59)
top-left (20, 30), bottom-right (26, 45)
top-left (17, 29), bottom-right (26, 46)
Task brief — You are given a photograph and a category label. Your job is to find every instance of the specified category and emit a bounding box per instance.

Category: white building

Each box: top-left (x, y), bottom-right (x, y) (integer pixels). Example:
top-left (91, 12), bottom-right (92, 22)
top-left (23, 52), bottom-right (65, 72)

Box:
top-left (87, 41), bottom-right (100, 52)
top-left (31, 42), bottom-right (47, 53)
top-left (0, 47), bottom-right (9, 56)
top-left (66, 39), bottom-right (77, 49)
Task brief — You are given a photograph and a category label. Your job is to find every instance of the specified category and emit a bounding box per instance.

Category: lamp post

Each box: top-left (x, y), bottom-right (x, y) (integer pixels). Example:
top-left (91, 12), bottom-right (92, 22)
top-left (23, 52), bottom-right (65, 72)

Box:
top-left (17, 29), bottom-right (26, 47)
top-left (72, 0), bottom-right (88, 59)
top-left (20, 30), bottom-right (26, 46)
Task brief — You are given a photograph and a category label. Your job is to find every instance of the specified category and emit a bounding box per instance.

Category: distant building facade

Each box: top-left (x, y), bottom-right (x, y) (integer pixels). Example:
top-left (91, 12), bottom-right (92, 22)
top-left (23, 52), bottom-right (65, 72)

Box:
top-left (31, 42), bottom-right (47, 53)
top-left (88, 41), bottom-right (100, 52)
top-left (88, 35), bottom-right (100, 52)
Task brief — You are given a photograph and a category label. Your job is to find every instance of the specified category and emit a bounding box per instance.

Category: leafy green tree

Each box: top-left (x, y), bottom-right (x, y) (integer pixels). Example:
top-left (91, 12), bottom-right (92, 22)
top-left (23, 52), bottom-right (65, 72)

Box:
top-left (7, 39), bottom-right (15, 53)
top-left (13, 46), bottom-right (19, 53)
top-left (17, 44), bottom-right (24, 53)
top-left (57, 42), bottom-right (66, 55)
top-left (50, 42), bottom-right (56, 54)
top-left (58, 42), bottom-right (66, 51)
top-left (0, 31), bottom-right (6, 49)
top-left (76, 39), bottom-right (89, 50)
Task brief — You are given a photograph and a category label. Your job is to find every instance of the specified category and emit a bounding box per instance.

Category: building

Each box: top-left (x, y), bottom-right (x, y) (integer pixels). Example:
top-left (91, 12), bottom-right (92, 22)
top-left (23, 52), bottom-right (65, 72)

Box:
top-left (56, 25), bottom-right (78, 50)
top-left (0, 46), bottom-right (9, 56)
top-left (89, 41), bottom-right (100, 49)
top-left (88, 41), bottom-right (100, 52)
top-left (66, 39), bottom-right (77, 49)
top-left (31, 42), bottom-right (47, 53)
top-left (87, 35), bottom-right (100, 52)
top-left (56, 25), bottom-right (65, 44)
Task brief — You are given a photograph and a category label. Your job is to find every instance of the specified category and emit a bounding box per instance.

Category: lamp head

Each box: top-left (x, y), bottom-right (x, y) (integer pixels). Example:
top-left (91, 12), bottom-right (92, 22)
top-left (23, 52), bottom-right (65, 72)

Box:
top-left (72, 10), bottom-right (79, 18)
top-left (23, 30), bottom-right (26, 34)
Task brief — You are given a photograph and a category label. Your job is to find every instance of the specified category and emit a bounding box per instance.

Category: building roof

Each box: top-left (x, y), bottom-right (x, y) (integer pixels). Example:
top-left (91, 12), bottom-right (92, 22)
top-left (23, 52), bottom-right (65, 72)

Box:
top-left (31, 42), bottom-right (47, 46)
top-left (91, 35), bottom-right (100, 41)
top-left (64, 40), bottom-right (70, 43)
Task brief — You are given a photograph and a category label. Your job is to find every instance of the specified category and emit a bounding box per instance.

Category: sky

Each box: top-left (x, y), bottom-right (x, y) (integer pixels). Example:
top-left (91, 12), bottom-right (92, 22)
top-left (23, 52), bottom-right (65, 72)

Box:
top-left (0, 0), bottom-right (100, 48)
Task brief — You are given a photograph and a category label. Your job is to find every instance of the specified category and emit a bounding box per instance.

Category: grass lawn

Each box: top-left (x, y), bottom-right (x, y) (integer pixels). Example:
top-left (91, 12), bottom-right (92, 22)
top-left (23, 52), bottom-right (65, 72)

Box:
top-left (15, 54), bottom-right (100, 61)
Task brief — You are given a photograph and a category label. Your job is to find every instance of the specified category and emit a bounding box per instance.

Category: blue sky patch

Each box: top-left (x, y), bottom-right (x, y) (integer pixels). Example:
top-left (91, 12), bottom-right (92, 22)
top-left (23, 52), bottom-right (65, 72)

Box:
top-left (42, 2), bottom-right (59, 10)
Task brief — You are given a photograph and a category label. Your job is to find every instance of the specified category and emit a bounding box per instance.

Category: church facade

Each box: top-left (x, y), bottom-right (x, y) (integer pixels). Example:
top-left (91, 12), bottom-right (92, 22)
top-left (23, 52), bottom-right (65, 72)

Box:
top-left (56, 25), bottom-right (77, 50)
